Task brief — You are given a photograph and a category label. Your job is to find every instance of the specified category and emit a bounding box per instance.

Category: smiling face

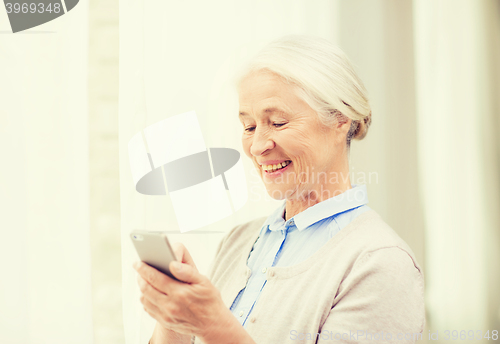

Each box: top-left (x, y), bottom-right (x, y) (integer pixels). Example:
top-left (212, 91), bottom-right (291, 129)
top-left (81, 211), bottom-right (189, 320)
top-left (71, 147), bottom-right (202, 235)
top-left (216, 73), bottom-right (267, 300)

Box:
top-left (238, 70), bottom-right (352, 204)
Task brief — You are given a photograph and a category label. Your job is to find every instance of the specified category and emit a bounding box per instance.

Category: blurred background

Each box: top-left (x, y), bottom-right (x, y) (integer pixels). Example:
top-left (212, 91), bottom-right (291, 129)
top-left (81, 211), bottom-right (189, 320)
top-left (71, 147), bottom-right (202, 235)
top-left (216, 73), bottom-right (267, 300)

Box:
top-left (1, 0), bottom-right (499, 343)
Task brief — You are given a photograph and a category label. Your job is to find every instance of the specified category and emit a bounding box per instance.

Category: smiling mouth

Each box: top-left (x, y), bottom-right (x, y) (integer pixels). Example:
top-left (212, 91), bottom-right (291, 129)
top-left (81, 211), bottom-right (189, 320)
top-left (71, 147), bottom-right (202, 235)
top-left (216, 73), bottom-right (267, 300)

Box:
top-left (262, 160), bottom-right (292, 173)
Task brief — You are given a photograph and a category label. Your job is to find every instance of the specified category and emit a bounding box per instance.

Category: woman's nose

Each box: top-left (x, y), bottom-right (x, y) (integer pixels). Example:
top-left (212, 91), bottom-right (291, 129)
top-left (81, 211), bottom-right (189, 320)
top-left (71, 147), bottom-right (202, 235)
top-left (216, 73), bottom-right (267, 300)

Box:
top-left (250, 128), bottom-right (275, 157)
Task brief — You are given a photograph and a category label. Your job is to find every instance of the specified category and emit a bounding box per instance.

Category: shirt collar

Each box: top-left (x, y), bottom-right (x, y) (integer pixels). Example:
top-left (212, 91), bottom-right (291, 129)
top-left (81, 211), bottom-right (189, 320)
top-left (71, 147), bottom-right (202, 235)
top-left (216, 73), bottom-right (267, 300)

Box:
top-left (260, 184), bottom-right (369, 233)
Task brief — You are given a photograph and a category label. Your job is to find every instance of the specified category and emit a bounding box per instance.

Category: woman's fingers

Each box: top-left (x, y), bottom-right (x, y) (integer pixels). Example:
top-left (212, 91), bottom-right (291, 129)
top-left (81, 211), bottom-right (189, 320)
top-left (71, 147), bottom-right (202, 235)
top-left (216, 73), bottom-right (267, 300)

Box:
top-left (137, 274), bottom-right (166, 299)
top-left (138, 275), bottom-right (190, 331)
top-left (140, 289), bottom-right (162, 317)
top-left (134, 260), bottom-right (227, 338)
top-left (134, 261), bottom-right (182, 295)
top-left (137, 275), bottom-right (178, 323)
top-left (140, 290), bottom-right (181, 333)
top-left (138, 276), bottom-right (171, 315)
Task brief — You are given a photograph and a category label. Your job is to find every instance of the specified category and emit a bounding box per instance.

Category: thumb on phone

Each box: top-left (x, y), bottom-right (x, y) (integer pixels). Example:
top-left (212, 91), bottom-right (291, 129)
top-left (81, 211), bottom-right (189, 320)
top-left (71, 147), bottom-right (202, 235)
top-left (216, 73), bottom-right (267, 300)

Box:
top-left (171, 242), bottom-right (198, 272)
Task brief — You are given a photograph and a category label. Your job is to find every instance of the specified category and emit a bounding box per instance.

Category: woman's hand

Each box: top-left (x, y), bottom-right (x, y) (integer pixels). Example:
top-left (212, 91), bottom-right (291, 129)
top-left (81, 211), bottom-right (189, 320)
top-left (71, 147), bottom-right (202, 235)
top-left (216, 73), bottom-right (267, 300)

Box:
top-left (133, 243), bottom-right (231, 341)
top-left (143, 242), bottom-right (198, 343)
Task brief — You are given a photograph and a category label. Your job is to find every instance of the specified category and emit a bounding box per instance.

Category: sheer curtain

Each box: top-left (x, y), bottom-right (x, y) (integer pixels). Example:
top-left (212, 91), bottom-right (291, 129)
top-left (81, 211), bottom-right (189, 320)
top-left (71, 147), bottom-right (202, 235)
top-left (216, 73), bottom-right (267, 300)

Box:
top-left (0, 4), bottom-right (93, 344)
top-left (413, 0), bottom-right (500, 333)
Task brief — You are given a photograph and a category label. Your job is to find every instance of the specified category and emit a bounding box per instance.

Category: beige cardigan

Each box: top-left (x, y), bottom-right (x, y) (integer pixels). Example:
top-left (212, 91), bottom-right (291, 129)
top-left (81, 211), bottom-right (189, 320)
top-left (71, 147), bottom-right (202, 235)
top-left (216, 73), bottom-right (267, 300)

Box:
top-left (192, 209), bottom-right (425, 343)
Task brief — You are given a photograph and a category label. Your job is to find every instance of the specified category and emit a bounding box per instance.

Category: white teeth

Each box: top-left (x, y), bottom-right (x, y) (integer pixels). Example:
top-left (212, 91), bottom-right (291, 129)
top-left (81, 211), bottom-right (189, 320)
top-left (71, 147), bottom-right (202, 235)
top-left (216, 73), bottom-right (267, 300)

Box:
top-left (263, 161), bottom-right (290, 172)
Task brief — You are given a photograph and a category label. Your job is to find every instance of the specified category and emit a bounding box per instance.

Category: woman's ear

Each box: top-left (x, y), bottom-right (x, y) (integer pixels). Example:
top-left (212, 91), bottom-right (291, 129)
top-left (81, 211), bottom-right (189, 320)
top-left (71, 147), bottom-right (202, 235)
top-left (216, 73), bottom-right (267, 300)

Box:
top-left (333, 111), bottom-right (352, 136)
top-left (325, 111), bottom-right (351, 147)
top-left (331, 109), bottom-right (346, 124)
top-left (338, 117), bottom-right (351, 131)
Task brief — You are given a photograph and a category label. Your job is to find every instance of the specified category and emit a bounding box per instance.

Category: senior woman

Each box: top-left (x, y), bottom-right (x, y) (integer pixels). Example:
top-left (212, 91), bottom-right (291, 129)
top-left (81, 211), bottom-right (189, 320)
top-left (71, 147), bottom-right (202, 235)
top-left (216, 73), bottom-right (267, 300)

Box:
top-left (134, 35), bottom-right (425, 344)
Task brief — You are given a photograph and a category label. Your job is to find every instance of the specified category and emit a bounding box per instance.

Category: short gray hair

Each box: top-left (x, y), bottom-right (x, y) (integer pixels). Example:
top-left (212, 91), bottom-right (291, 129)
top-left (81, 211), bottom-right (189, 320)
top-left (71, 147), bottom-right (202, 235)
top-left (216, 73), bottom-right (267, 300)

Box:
top-left (236, 35), bottom-right (372, 147)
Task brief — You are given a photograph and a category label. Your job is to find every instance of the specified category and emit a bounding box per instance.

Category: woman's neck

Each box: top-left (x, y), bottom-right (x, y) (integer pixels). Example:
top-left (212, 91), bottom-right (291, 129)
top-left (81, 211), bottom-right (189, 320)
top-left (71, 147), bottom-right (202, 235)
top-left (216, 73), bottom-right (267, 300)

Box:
top-left (284, 179), bottom-right (352, 221)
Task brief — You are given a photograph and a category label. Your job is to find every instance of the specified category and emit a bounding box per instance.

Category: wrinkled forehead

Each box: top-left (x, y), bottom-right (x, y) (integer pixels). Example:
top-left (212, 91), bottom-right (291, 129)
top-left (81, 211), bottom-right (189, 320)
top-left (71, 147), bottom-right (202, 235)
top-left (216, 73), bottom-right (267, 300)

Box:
top-left (238, 103), bottom-right (291, 123)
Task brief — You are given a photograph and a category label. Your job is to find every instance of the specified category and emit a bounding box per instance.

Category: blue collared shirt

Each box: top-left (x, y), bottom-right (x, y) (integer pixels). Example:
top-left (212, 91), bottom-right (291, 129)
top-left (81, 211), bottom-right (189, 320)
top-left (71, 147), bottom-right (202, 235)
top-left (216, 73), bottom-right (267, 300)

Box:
top-left (229, 184), bottom-right (371, 327)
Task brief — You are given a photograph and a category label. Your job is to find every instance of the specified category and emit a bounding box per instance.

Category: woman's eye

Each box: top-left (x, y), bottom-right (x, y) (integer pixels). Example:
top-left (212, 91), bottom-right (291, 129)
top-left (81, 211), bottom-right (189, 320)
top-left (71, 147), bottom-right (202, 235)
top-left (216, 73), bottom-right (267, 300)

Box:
top-left (244, 123), bottom-right (285, 132)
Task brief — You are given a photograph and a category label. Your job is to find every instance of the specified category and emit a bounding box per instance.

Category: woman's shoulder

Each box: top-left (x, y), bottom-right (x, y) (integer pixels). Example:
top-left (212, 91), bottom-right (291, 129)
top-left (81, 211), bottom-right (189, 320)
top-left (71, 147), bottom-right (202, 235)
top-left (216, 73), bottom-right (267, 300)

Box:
top-left (335, 208), bottom-right (422, 272)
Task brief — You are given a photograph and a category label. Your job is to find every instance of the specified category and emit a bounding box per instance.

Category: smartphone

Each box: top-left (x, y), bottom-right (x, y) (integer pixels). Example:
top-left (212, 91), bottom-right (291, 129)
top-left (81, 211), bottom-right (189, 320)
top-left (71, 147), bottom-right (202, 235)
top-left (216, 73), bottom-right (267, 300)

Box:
top-left (130, 230), bottom-right (181, 282)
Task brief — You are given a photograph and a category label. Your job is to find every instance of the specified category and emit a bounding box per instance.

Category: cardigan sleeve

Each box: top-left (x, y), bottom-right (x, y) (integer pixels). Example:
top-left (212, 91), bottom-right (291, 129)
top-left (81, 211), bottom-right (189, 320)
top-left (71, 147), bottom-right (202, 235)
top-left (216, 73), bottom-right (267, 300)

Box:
top-left (317, 247), bottom-right (425, 344)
